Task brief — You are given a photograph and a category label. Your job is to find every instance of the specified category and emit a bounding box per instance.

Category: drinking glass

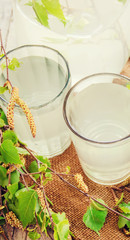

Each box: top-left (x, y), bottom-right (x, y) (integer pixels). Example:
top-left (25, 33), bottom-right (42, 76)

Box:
top-left (63, 73), bottom-right (130, 185)
top-left (0, 45), bottom-right (71, 158)
top-left (13, 0), bottom-right (129, 84)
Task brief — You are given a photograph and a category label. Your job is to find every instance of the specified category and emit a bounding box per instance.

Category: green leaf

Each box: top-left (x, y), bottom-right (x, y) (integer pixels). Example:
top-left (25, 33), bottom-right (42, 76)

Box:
top-left (118, 214), bottom-right (130, 229)
top-left (91, 199), bottom-right (106, 211)
top-left (0, 166), bottom-right (8, 187)
top-left (26, 1), bottom-right (33, 6)
top-left (28, 231), bottom-right (41, 240)
top-left (0, 216), bottom-right (5, 225)
top-left (0, 86), bottom-right (7, 94)
top-left (46, 195), bottom-right (53, 206)
top-left (0, 118), bottom-right (5, 128)
top-left (38, 165), bottom-right (47, 173)
top-left (8, 58), bottom-right (22, 71)
top-left (41, 0), bottom-right (66, 25)
top-left (64, 166), bottom-right (70, 174)
top-left (10, 170), bottom-right (20, 184)
top-left (16, 147), bottom-right (30, 155)
top-left (1, 140), bottom-right (22, 164)
top-left (83, 199), bottom-right (108, 235)
top-left (54, 229), bottom-right (60, 240)
top-left (28, 160), bottom-right (39, 180)
top-left (7, 202), bottom-right (20, 218)
top-left (16, 189), bottom-right (38, 227)
top-left (45, 172), bottom-right (52, 179)
top-left (7, 182), bottom-right (18, 200)
top-left (52, 212), bottom-right (66, 224)
top-left (52, 212), bottom-right (70, 240)
top-left (118, 0), bottom-right (127, 4)
top-left (57, 219), bottom-right (70, 240)
top-left (0, 54), bottom-right (4, 58)
top-left (118, 202), bottom-right (130, 214)
top-left (1, 63), bottom-right (6, 70)
top-left (0, 108), bottom-right (8, 124)
top-left (115, 193), bottom-right (124, 206)
top-left (36, 156), bottom-right (50, 168)
top-left (3, 130), bottom-right (18, 144)
top-left (37, 210), bottom-right (49, 233)
top-left (32, 1), bottom-right (49, 27)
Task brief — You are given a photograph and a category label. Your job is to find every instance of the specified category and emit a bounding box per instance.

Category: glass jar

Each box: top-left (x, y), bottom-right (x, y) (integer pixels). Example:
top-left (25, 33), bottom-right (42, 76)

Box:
top-left (13, 0), bottom-right (129, 84)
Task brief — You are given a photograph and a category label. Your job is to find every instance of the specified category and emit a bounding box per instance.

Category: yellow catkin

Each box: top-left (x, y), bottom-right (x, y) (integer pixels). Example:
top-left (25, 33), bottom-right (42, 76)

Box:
top-left (2, 163), bottom-right (10, 168)
top-left (6, 211), bottom-right (23, 230)
top-left (16, 97), bottom-right (36, 138)
top-left (74, 174), bottom-right (89, 193)
top-left (7, 87), bottom-right (19, 129)
top-left (3, 80), bottom-right (12, 93)
top-left (36, 188), bottom-right (46, 209)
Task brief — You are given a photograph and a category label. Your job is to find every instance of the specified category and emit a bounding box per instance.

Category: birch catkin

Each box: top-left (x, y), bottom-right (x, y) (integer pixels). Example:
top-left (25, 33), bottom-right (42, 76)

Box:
top-left (7, 86), bottom-right (36, 138)
top-left (16, 97), bottom-right (36, 138)
top-left (7, 87), bottom-right (19, 129)
top-left (36, 188), bottom-right (46, 209)
top-left (6, 211), bottom-right (23, 230)
top-left (74, 174), bottom-right (89, 193)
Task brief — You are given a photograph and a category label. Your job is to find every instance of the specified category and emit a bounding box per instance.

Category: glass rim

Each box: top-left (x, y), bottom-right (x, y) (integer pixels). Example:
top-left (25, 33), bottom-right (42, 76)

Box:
top-left (0, 44), bottom-right (70, 110)
top-left (63, 72), bottom-right (130, 145)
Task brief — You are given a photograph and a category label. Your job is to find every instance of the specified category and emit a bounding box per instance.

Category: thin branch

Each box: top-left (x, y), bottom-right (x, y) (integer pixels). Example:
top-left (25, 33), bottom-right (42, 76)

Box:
top-left (5, 9), bottom-right (13, 50)
top-left (110, 186), bottom-right (123, 192)
top-left (21, 167), bottom-right (54, 230)
top-left (35, 213), bottom-right (45, 240)
top-left (0, 226), bottom-right (8, 240)
top-left (8, 171), bottom-right (11, 185)
top-left (0, 187), bottom-right (12, 240)
top-left (125, 187), bottom-right (130, 192)
top-left (0, 187), bottom-right (2, 206)
top-left (110, 188), bottom-right (118, 205)
top-left (13, 165), bottom-right (29, 191)
top-left (22, 145), bottom-right (130, 222)
top-left (0, 30), bottom-right (13, 88)
top-left (21, 171), bottom-right (74, 177)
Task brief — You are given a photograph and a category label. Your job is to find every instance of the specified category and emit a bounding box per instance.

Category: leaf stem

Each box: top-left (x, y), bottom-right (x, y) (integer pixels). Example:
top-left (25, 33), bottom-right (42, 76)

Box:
top-left (22, 145), bottom-right (130, 222)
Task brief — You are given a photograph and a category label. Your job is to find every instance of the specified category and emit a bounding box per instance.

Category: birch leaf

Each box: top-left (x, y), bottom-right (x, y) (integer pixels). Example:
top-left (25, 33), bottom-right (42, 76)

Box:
top-left (41, 0), bottom-right (66, 25)
top-left (83, 199), bottom-right (108, 235)
top-left (16, 189), bottom-right (38, 227)
top-left (32, 1), bottom-right (49, 27)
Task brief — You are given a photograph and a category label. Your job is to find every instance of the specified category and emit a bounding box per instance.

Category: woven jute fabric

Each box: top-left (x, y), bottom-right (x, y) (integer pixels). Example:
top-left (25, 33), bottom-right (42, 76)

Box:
top-left (44, 143), bottom-right (129, 240)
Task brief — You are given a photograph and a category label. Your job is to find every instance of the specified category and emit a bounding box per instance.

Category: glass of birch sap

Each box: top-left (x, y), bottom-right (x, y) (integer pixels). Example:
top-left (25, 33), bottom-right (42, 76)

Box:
top-left (0, 45), bottom-right (71, 158)
top-left (63, 73), bottom-right (130, 185)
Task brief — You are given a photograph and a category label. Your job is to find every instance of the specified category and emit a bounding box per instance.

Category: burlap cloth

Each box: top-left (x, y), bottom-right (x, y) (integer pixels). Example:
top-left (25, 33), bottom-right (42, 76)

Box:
top-left (44, 60), bottom-right (130, 240)
top-left (44, 143), bottom-right (129, 240)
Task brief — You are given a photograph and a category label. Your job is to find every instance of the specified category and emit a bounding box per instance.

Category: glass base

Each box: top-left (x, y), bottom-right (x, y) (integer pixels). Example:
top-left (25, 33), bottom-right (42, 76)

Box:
top-left (82, 168), bottom-right (130, 186)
